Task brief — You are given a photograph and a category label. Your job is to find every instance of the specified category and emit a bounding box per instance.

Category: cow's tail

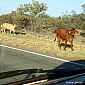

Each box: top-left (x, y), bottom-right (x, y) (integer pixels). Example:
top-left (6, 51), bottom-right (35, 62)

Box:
top-left (54, 37), bottom-right (56, 42)
top-left (53, 29), bottom-right (57, 42)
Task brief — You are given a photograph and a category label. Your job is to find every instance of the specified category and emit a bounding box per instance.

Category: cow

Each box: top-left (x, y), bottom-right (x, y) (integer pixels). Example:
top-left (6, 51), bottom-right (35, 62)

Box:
top-left (54, 28), bottom-right (79, 51)
top-left (1, 23), bottom-right (16, 34)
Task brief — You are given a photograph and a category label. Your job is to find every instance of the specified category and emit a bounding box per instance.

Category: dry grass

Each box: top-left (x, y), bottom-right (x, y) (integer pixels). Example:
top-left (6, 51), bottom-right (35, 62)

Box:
top-left (0, 32), bottom-right (85, 61)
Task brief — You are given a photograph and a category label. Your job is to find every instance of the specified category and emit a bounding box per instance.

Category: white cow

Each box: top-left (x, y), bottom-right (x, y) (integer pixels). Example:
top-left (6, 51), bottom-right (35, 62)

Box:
top-left (1, 23), bottom-right (16, 34)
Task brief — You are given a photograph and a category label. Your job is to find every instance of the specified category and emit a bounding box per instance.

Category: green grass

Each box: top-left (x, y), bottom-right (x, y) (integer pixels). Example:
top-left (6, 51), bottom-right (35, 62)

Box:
top-left (0, 32), bottom-right (85, 61)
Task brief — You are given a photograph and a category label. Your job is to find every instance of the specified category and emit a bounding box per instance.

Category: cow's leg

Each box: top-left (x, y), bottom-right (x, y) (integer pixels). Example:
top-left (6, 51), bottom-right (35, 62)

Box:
top-left (1, 28), bottom-right (3, 33)
top-left (71, 41), bottom-right (74, 51)
top-left (57, 37), bottom-right (61, 50)
top-left (64, 40), bottom-right (67, 50)
top-left (10, 30), bottom-right (11, 34)
top-left (54, 37), bottom-right (56, 42)
top-left (4, 28), bottom-right (5, 33)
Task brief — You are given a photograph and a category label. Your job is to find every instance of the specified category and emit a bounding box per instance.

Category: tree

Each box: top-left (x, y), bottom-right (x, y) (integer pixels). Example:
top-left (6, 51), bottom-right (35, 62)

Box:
top-left (16, 0), bottom-right (47, 17)
top-left (16, 5), bottom-right (25, 14)
top-left (15, 0), bottom-right (48, 31)
top-left (71, 10), bottom-right (77, 17)
top-left (29, 0), bottom-right (47, 17)
top-left (81, 4), bottom-right (85, 13)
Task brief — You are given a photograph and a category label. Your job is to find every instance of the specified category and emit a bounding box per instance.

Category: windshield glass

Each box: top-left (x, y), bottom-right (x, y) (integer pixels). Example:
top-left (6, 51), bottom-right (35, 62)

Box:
top-left (0, 0), bottom-right (85, 85)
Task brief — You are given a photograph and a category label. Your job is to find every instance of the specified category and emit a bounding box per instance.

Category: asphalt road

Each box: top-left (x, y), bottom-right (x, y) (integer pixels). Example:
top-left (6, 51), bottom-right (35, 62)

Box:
top-left (0, 45), bottom-right (85, 84)
top-left (0, 45), bottom-right (64, 72)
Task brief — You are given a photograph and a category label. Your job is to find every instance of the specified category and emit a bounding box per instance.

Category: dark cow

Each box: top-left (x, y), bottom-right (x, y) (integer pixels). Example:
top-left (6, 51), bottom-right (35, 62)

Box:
top-left (54, 28), bottom-right (79, 51)
top-left (15, 29), bottom-right (26, 35)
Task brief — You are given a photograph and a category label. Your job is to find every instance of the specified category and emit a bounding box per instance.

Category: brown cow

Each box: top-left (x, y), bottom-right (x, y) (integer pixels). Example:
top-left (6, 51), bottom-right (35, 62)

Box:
top-left (54, 28), bottom-right (79, 51)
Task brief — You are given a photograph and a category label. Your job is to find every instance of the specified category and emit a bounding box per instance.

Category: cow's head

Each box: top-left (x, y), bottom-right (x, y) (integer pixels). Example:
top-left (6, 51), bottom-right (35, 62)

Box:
top-left (69, 28), bottom-right (80, 36)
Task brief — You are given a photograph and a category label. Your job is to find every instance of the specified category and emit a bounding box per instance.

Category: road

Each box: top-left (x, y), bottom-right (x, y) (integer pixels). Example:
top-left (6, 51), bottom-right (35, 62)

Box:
top-left (0, 45), bottom-right (64, 72)
top-left (0, 45), bottom-right (85, 84)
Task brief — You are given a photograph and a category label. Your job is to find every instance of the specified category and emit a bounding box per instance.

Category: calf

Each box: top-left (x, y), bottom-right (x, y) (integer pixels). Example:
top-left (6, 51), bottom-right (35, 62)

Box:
top-left (54, 28), bottom-right (79, 51)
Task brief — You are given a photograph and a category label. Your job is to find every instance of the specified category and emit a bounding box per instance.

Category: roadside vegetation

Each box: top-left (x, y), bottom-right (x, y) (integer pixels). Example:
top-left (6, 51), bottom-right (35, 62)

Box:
top-left (0, 0), bottom-right (85, 60)
top-left (0, 31), bottom-right (85, 61)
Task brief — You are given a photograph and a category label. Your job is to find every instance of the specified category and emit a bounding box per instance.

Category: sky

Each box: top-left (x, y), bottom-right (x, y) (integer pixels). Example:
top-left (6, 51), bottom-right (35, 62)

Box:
top-left (0, 0), bottom-right (85, 17)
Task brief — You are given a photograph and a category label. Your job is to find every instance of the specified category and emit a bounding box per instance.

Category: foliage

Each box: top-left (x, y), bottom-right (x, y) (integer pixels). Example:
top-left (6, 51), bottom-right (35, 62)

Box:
top-left (13, 14), bottom-right (31, 30)
top-left (0, 1), bottom-right (85, 33)
top-left (29, 0), bottom-right (47, 16)
top-left (16, 0), bottom-right (47, 17)
top-left (81, 4), bottom-right (85, 13)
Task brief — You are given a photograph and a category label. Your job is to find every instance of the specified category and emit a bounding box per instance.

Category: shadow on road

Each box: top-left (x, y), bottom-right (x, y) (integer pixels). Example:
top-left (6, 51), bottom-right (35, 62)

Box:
top-left (47, 60), bottom-right (85, 80)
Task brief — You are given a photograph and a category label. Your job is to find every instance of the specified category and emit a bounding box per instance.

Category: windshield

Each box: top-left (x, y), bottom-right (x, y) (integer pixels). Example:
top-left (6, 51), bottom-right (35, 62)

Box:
top-left (0, 0), bottom-right (85, 85)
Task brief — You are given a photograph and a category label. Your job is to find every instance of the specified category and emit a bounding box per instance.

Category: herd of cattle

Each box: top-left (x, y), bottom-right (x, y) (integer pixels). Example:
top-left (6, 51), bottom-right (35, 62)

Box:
top-left (0, 23), bottom-right (80, 51)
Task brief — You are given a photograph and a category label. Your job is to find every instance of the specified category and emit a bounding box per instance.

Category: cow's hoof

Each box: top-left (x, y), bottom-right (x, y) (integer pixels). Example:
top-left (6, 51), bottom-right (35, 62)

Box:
top-left (64, 48), bottom-right (66, 50)
top-left (71, 47), bottom-right (74, 51)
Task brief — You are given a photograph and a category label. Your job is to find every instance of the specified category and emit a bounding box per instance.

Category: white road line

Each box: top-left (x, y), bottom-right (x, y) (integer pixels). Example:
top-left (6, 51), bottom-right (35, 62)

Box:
top-left (0, 44), bottom-right (85, 67)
